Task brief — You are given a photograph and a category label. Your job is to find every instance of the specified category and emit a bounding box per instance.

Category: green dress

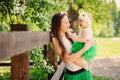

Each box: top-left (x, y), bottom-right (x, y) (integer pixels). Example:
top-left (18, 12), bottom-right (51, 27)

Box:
top-left (64, 69), bottom-right (92, 80)
top-left (71, 42), bottom-right (97, 61)
top-left (61, 35), bottom-right (93, 80)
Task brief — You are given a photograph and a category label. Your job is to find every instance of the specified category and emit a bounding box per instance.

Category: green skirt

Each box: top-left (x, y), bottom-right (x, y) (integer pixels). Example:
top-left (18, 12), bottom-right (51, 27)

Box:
top-left (64, 69), bottom-right (92, 80)
top-left (71, 42), bottom-right (97, 61)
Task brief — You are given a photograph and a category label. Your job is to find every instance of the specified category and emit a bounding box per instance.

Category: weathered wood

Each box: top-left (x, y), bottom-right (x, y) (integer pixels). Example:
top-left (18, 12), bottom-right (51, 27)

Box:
top-left (0, 61), bottom-right (11, 66)
top-left (0, 31), bottom-right (50, 60)
top-left (10, 24), bottom-right (29, 31)
top-left (11, 24), bottom-right (29, 80)
top-left (0, 24), bottom-right (51, 80)
top-left (11, 52), bottom-right (29, 80)
top-left (0, 61), bottom-right (33, 66)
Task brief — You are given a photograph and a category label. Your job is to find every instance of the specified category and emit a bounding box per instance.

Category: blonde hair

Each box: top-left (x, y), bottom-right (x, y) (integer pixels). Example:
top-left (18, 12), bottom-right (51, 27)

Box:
top-left (79, 11), bottom-right (92, 25)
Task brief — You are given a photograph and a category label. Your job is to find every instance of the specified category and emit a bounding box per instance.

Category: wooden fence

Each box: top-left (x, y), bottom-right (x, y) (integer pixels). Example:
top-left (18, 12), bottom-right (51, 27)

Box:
top-left (0, 28), bottom-right (50, 80)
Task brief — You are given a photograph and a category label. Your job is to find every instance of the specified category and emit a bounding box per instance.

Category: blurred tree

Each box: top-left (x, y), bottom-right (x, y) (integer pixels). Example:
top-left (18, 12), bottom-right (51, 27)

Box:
top-left (109, 1), bottom-right (117, 37)
top-left (117, 11), bottom-right (120, 36)
top-left (67, 0), bottom-right (109, 33)
top-left (67, 0), bottom-right (119, 37)
top-left (99, 1), bottom-right (116, 37)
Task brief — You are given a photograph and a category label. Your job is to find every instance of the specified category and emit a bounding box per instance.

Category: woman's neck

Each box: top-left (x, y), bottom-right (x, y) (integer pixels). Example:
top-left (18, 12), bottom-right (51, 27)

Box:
top-left (59, 31), bottom-right (66, 37)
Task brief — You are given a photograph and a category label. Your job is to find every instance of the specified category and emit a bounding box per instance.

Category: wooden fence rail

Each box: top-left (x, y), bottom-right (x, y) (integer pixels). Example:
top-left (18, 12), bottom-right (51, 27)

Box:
top-left (0, 61), bottom-right (33, 66)
top-left (0, 31), bottom-right (50, 60)
top-left (0, 31), bottom-right (50, 80)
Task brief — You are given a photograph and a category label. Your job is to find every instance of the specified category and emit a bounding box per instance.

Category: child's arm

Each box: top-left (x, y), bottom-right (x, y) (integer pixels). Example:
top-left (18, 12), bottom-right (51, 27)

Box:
top-left (75, 37), bottom-right (88, 42)
top-left (75, 28), bottom-right (92, 42)
top-left (67, 28), bottom-right (88, 42)
top-left (70, 31), bottom-right (88, 42)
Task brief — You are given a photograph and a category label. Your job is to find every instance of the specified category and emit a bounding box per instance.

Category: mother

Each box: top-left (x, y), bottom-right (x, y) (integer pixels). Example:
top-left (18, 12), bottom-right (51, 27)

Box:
top-left (51, 12), bottom-right (93, 80)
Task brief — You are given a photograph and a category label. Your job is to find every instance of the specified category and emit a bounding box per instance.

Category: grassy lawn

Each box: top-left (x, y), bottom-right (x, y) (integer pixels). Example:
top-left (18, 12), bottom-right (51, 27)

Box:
top-left (95, 37), bottom-right (120, 57)
top-left (92, 76), bottom-right (114, 80)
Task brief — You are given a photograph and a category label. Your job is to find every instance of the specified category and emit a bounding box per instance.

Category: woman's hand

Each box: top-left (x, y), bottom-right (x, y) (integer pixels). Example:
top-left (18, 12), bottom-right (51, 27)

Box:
top-left (70, 33), bottom-right (77, 41)
top-left (83, 39), bottom-right (94, 50)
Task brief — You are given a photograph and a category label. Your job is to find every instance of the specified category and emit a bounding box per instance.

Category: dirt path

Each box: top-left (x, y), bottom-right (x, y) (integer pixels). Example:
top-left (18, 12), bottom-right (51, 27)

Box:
top-left (91, 56), bottom-right (120, 80)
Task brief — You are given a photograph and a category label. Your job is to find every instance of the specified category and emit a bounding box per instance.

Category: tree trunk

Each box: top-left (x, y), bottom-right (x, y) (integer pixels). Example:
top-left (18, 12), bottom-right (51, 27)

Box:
top-left (67, 4), bottom-right (79, 34)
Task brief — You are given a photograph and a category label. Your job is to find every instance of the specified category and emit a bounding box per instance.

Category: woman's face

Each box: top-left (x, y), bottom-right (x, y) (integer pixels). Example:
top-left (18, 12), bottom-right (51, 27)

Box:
top-left (60, 15), bottom-right (70, 33)
top-left (78, 18), bottom-right (88, 28)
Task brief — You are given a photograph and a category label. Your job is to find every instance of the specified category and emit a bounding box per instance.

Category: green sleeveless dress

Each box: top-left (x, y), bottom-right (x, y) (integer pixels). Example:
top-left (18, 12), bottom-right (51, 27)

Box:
top-left (64, 69), bottom-right (92, 80)
top-left (71, 42), bottom-right (97, 61)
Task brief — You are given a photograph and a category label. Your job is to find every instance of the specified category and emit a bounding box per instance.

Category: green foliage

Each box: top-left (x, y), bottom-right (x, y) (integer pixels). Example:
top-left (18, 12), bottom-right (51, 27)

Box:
top-left (112, 10), bottom-right (120, 36)
top-left (67, 0), bottom-right (120, 37)
top-left (91, 1), bottom-right (119, 37)
top-left (0, 22), bottom-right (9, 32)
top-left (0, 0), bottom-right (68, 31)
top-left (67, 0), bottom-right (112, 23)
top-left (30, 47), bottom-right (54, 74)
top-left (0, 0), bottom-right (14, 31)
top-left (0, 0), bottom-right (120, 34)
top-left (30, 68), bottom-right (48, 80)
top-left (0, 67), bottom-right (10, 80)
top-left (26, 0), bottom-right (68, 31)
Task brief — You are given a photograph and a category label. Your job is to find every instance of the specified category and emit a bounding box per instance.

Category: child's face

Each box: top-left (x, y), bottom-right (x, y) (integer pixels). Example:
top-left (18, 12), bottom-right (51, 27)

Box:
top-left (78, 18), bottom-right (88, 28)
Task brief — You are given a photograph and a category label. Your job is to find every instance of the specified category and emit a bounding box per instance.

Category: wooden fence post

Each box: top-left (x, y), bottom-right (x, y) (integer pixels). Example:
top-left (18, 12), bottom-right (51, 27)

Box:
top-left (10, 24), bottom-right (29, 80)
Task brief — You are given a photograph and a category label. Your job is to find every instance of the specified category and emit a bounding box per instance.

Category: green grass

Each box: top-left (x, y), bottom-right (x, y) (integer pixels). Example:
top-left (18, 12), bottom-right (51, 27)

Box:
top-left (93, 76), bottom-right (114, 80)
top-left (95, 37), bottom-right (120, 57)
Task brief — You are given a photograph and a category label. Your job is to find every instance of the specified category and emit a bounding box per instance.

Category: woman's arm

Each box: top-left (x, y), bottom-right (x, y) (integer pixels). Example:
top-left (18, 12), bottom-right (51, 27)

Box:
top-left (74, 58), bottom-right (84, 67)
top-left (52, 37), bottom-right (93, 64)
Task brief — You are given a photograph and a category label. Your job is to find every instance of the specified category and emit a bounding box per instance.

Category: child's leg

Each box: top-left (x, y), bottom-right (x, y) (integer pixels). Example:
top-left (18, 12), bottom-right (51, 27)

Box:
top-left (74, 57), bottom-right (84, 67)
top-left (88, 60), bottom-right (94, 70)
top-left (74, 57), bottom-right (88, 69)
top-left (79, 57), bottom-right (88, 70)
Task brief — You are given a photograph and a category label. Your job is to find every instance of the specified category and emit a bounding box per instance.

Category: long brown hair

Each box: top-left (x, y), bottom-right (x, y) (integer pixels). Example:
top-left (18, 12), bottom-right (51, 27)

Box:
top-left (51, 12), bottom-right (73, 58)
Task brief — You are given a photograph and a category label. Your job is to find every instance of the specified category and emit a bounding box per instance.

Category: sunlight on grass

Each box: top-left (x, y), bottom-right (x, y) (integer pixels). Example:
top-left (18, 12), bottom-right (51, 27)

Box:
top-left (95, 37), bottom-right (120, 57)
top-left (93, 76), bottom-right (114, 80)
